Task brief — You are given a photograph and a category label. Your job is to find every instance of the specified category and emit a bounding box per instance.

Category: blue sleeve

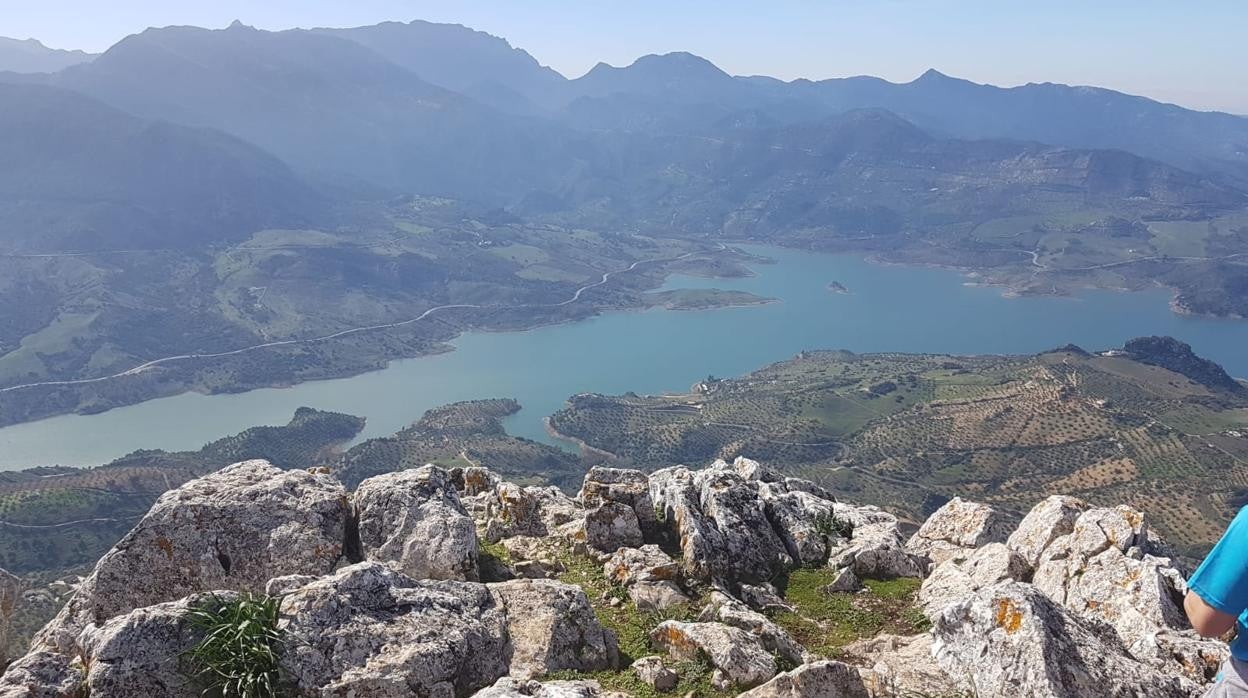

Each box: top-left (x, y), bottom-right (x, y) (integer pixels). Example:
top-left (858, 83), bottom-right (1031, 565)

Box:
top-left (1189, 506), bottom-right (1248, 616)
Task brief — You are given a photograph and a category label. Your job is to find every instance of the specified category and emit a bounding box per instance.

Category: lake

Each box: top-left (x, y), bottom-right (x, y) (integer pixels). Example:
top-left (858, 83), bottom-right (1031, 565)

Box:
top-left (2, 245), bottom-right (1247, 470)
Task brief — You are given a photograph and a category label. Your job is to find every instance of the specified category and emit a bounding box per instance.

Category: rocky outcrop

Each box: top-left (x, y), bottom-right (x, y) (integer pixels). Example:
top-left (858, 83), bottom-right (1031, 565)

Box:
top-left (737, 660), bottom-right (869, 698)
top-left (698, 591), bottom-right (810, 666)
top-left (918, 542), bottom-right (1027, 618)
top-left (578, 467), bottom-right (657, 538)
top-left (355, 465), bottom-right (480, 581)
top-left (602, 545), bottom-right (679, 587)
top-left (1006, 495), bottom-right (1087, 572)
top-left (845, 633), bottom-right (966, 697)
top-left (473, 677), bottom-right (603, 698)
top-left (827, 504), bottom-right (923, 581)
top-left (650, 620), bottom-right (777, 690)
top-left (932, 581), bottom-right (1196, 698)
top-left (0, 569), bottom-right (20, 666)
top-left (0, 650), bottom-right (84, 697)
top-left (582, 502), bottom-right (643, 553)
top-left (488, 579), bottom-right (618, 679)
top-left (32, 460), bottom-right (349, 654)
top-left (905, 497), bottom-right (1010, 570)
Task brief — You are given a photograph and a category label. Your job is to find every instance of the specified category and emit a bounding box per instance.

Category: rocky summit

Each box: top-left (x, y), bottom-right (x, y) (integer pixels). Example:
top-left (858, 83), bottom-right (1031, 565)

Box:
top-left (0, 457), bottom-right (1228, 697)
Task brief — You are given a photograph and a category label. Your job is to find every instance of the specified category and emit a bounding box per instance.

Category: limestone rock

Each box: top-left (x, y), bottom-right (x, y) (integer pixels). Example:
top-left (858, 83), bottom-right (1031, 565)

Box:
top-left (33, 460), bottom-right (348, 653)
top-left (698, 591), bottom-right (809, 665)
top-left (582, 502), bottom-right (643, 553)
top-left (485, 483), bottom-right (549, 542)
top-left (356, 465), bottom-right (480, 581)
top-left (279, 562), bottom-right (510, 696)
top-left (918, 543), bottom-right (1027, 619)
top-left (844, 633), bottom-right (965, 698)
top-left (602, 545), bottom-right (679, 587)
top-left (0, 650), bottom-right (85, 698)
top-left (76, 595), bottom-right (223, 697)
top-left (736, 660), bottom-right (869, 698)
top-left (739, 583), bottom-right (792, 613)
top-left (489, 578), bottom-right (618, 679)
top-left (1006, 495), bottom-right (1088, 571)
top-left (631, 656), bottom-right (677, 692)
top-left (628, 581), bottom-right (690, 613)
top-left (579, 467), bottom-right (657, 537)
top-left (906, 497), bottom-right (1010, 570)
top-left (264, 574), bottom-right (318, 597)
top-left (827, 504), bottom-right (922, 580)
top-left (931, 581), bottom-right (1195, 698)
top-left (1131, 631), bottom-right (1228, 686)
top-left (650, 620), bottom-right (776, 689)
top-left (0, 568), bottom-right (20, 666)
top-left (823, 566), bottom-right (860, 593)
top-left (764, 490), bottom-right (838, 567)
top-left (474, 677), bottom-right (602, 698)
top-left (501, 537), bottom-right (567, 579)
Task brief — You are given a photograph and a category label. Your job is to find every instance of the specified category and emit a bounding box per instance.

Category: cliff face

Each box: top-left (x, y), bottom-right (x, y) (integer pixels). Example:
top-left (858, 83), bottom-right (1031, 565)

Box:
top-left (0, 457), bottom-right (1227, 697)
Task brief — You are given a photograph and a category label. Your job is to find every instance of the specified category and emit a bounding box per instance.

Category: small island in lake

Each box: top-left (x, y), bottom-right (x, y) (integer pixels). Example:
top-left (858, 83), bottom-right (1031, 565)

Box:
top-left (827, 280), bottom-right (850, 294)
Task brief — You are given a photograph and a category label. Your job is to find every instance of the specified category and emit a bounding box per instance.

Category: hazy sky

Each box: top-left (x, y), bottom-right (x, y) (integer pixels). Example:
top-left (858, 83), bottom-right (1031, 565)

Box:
top-left (4, 0), bottom-right (1246, 113)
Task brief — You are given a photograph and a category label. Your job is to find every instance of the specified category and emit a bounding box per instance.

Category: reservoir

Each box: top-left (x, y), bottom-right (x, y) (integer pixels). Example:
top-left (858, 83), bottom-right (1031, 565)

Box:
top-left (2, 245), bottom-right (1247, 470)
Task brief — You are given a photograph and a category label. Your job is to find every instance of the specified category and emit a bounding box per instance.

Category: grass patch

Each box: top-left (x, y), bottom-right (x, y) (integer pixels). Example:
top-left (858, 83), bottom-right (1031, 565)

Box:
top-left (184, 593), bottom-right (284, 698)
top-left (770, 568), bottom-right (927, 657)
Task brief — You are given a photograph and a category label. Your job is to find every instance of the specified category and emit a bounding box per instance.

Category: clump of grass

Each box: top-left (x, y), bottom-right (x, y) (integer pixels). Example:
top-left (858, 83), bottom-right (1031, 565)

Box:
top-left (769, 568), bottom-right (926, 657)
top-left (813, 510), bottom-right (854, 542)
top-left (184, 593), bottom-right (284, 698)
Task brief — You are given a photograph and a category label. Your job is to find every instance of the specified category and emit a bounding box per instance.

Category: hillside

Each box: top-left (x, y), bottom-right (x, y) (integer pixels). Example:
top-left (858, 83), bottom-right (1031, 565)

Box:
top-left (550, 340), bottom-right (1248, 557)
top-left (0, 37), bottom-right (94, 74)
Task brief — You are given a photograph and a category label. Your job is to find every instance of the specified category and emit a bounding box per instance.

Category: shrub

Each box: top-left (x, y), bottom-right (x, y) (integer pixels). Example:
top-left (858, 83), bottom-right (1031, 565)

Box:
top-left (184, 593), bottom-right (284, 698)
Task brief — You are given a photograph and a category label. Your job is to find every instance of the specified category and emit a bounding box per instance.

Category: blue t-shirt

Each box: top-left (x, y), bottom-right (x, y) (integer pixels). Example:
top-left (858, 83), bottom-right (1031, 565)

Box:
top-left (1189, 505), bottom-right (1248, 659)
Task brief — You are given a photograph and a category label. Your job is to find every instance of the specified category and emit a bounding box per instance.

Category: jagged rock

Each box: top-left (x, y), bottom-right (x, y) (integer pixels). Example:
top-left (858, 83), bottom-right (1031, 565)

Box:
top-left (651, 620), bottom-right (777, 689)
top-left (602, 545), bottom-right (679, 587)
top-left (649, 464), bottom-right (792, 583)
top-left (528, 487), bottom-right (586, 539)
top-left (918, 543), bottom-right (1027, 618)
top-left (499, 537), bottom-right (566, 579)
top-left (489, 578), bottom-right (618, 679)
top-left (33, 460), bottom-right (349, 653)
top-left (739, 583), bottom-right (792, 613)
top-left (0, 650), bottom-right (85, 697)
top-left (453, 467), bottom-right (503, 497)
top-left (1006, 495), bottom-right (1088, 572)
top-left (264, 574), bottom-right (318, 597)
top-left (485, 483), bottom-right (549, 542)
top-left (931, 581), bottom-right (1195, 698)
top-left (0, 568), bottom-right (20, 666)
top-left (1131, 631), bottom-right (1228, 685)
top-left (699, 591), bottom-right (809, 665)
top-left (474, 677), bottom-right (602, 698)
top-left (736, 660), bottom-right (869, 698)
top-left (356, 465), bottom-right (480, 581)
top-left (579, 467), bottom-right (657, 537)
top-left (76, 594), bottom-right (224, 697)
top-left (824, 566), bottom-right (860, 593)
top-left (826, 504), bottom-right (922, 579)
top-left (1031, 506), bottom-right (1189, 647)
top-left (845, 633), bottom-right (966, 697)
top-left (631, 656), bottom-right (677, 691)
top-left (279, 562), bottom-right (510, 696)
top-left (764, 490), bottom-right (838, 567)
top-left (628, 581), bottom-right (690, 613)
top-left (906, 497), bottom-right (1010, 570)
top-left (582, 503), bottom-right (643, 553)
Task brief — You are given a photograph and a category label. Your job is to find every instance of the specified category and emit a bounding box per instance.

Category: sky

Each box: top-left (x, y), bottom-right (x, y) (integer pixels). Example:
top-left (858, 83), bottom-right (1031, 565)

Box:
top-left (3, 0), bottom-right (1246, 114)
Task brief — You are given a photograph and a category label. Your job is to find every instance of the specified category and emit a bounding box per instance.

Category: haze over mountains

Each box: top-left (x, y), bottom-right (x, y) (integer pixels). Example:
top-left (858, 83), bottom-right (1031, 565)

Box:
top-left (0, 36), bottom-right (95, 74)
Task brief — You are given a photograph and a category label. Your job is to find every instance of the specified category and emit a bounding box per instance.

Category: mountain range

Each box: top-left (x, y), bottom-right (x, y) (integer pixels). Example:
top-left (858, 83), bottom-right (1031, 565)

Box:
top-left (0, 36), bottom-right (95, 74)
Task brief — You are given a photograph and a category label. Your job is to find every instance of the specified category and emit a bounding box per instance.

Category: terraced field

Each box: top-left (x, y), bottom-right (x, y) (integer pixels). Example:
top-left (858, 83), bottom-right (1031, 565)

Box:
top-left (551, 342), bottom-right (1248, 556)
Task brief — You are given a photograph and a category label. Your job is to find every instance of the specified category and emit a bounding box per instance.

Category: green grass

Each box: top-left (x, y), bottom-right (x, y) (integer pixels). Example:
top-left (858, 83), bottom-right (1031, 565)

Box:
top-left (770, 569), bottom-right (928, 658)
top-left (183, 593), bottom-right (284, 698)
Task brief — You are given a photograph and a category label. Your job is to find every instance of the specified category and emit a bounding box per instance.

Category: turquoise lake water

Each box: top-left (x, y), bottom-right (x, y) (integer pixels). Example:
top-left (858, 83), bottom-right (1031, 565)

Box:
top-left (2, 245), bottom-right (1246, 470)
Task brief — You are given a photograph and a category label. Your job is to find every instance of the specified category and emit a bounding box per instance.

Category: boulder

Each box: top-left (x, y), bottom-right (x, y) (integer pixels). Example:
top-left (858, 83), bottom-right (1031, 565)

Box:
top-left (739, 583), bottom-right (792, 613)
top-left (1130, 631), bottom-right (1228, 686)
top-left (823, 566), bottom-right (860, 593)
top-left (1006, 495), bottom-right (1088, 572)
top-left (827, 504), bottom-right (922, 580)
top-left (906, 497), bottom-right (1010, 569)
top-left (628, 582), bottom-right (690, 613)
top-left (918, 543), bottom-right (1027, 618)
top-left (355, 465), bottom-right (480, 581)
top-left (649, 464), bottom-right (791, 583)
top-left (698, 591), bottom-right (810, 665)
top-left (578, 467), bottom-right (657, 537)
top-left (844, 633), bottom-right (966, 698)
top-left (764, 490), bottom-right (838, 567)
top-left (631, 656), bottom-right (677, 692)
top-left (582, 503), bottom-right (643, 553)
top-left (474, 677), bottom-right (602, 698)
top-left (602, 545), bottom-right (679, 587)
top-left (500, 537), bottom-right (567, 580)
top-left (650, 620), bottom-right (776, 689)
top-left (1031, 506), bottom-right (1189, 646)
top-left (931, 581), bottom-right (1195, 697)
top-left (736, 661), bottom-right (869, 698)
top-left (485, 483), bottom-right (549, 542)
top-left (278, 562), bottom-right (510, 696)
top-left (0, 650), bottom-right (85, 698)
top-left (488, 579), bottom-right (618, 679)
top-left (32, 460), bottom-right (349, 653)
top-left (0, 568), bottom-right (20, 666)
top-left (76, 594), bottom-right (224, 697)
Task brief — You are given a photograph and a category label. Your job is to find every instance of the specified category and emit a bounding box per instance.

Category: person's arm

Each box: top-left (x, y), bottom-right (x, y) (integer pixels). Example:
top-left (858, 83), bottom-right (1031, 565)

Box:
top-left (1185, 589), bottom-right (1238, 637)
top-left (1187, 506), bottom-right (1248, 637)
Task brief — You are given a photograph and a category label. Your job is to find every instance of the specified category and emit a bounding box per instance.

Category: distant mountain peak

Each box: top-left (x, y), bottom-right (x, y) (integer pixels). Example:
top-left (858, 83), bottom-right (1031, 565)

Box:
top-left (226, 20), bottom-right (255, 31)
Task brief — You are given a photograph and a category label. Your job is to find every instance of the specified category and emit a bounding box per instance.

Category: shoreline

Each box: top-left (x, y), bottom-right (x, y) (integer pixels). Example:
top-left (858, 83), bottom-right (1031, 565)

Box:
top-left (543, 416), bottom-right (620, 462)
